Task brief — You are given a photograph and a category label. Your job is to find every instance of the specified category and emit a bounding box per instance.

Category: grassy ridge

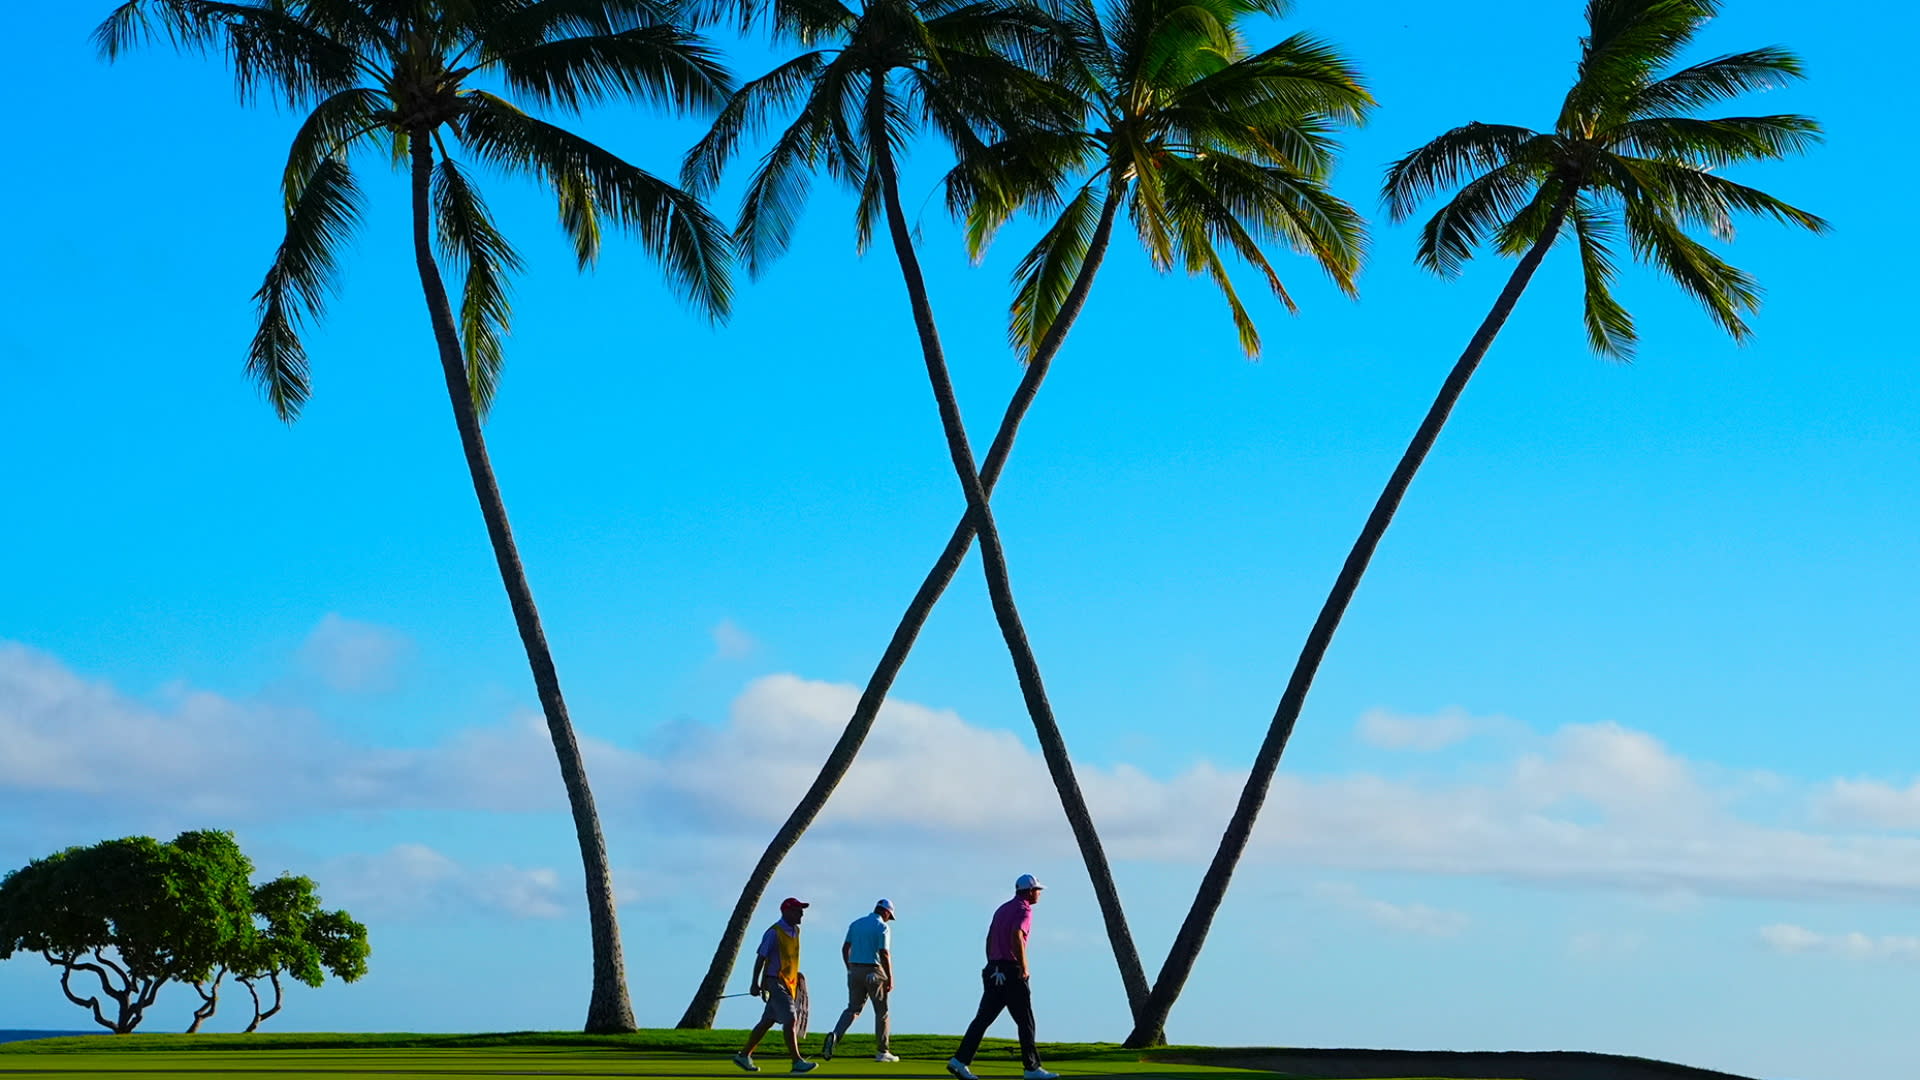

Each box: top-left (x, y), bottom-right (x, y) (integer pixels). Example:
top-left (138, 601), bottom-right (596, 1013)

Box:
top-left (0, 1036), bottom-right (1348, 1080)
top-left (0, 1030), bottom-right (1155, 1062)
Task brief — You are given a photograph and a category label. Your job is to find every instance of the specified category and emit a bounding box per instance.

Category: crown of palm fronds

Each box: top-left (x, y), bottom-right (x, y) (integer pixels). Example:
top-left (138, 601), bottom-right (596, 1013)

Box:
top-left (1382, 0), bottom-right (1826, 357)
top-left (98, 0), bottom-right (737, 420)
top-left (948, 0), bottom-right (1374, 359)
top-left (683, 0), bottom-right (1070, 277)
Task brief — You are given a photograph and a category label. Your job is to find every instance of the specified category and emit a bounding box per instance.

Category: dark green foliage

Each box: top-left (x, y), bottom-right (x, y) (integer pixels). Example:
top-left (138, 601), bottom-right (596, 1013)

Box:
top-left (683, 0), bottom-right (1071, 275)
top-left (226, 876), bottom-right (370, 1032)
top-left (952, 0), bottom-right (1374, 358)
top-left (0, 832), bottom-right (256, 1033)
top-left (0, 834), bottom-right (367, 1035)
top-left (1382, 0), bottom-right (1827, 356)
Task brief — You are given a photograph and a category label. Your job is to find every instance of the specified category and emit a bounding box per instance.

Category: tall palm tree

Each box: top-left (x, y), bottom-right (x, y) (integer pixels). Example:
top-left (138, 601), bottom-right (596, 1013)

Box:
top-left (676, 0), bottom-right (1369, 1029)
top-left (94, 0), bottom-right (733, 1033)
top-left (1122, 0), bottom-right (1824, 1047)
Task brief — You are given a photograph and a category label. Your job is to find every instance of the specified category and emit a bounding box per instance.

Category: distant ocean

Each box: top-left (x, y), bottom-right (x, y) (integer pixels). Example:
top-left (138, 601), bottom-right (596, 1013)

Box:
top-left (0, 1031), bottom-right (99, 1044)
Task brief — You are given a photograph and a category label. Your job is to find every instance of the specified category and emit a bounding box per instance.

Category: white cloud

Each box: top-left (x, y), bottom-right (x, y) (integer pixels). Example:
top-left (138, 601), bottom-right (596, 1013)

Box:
top-left (711, 619), bottom-right (759, 661)
top-left (1758, 924), bottom-right (1920, 963)
top-left (14, 643), bottom-right (1920, 909)
top-left (299, 614), bottom-right (412, 694)
top-left (1310, 882), bottom-right (1468, 937)
top-left (1355, 707), bottom-right (1485, 752)
top-left (322, 844), bottom-right (569, 922)
top-left (1814, 778), bottom-right (1920, 831)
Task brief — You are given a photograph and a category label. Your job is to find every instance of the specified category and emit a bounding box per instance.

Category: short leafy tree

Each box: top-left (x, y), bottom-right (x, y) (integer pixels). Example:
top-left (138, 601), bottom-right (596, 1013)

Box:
top-left (0, 831), bottom-right (254, 1033)
top-left (236, 876), bottom-right (369, 1032)
top-left (187, 875), bottom-right (369, 1034)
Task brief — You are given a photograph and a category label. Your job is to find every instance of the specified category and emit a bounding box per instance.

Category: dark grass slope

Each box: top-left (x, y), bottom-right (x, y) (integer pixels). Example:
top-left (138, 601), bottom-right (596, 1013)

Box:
top-left (1149, 1047), bottom-right (1761, 1080)
top-left (0, 1030), bottom-right (1762, 1080)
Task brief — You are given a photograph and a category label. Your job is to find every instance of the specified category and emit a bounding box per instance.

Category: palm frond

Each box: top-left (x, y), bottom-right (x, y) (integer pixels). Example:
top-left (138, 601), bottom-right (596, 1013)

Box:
top-left (1563, 0), bottom-right (1714, 128)
top-left (281, 87), bottom-right (389, 210)
top-left (1384, 124), bottom-right (1545, 222)
top-left (478, 0), bottom-right (671, 48)
top-left (434, 157), bottom-right (525, 415)
top-left (1627, 46), bottom-right (1805, 116)
top-left (94, 0), bottom-right (231, 58)
top-left (948, 129), bottom-right (1104, 257)
top-left (1170, 33), bottom-right (1373, 132)
top-left (489, 25), bottom-right (732, 113)
top-left (1494, 177), bottom-right (1574, 256)
top-left (248, 154), bottom-right (364, 420)
top-left (1614, 153), bottom-right (1827, 239)
top-left (97, 0), bottom-right (362, 106)
top-left (682, 50), bottom-right (828, 194)
top-left (727, 54), bottom-right (861, 276)
top-left (1008, 182), bottom-right (1103, 359)
top-left (1570, 198), bottom-right (1636, 357)
top-left (1615, 114), bottom-right (1821, 166)
top-left (1414, 160), bottom-right (1542, 276)
top-left (458, 91), bottom-right (733, 319)
top-left (1624, 194), bottom-right (1760, 340)
top-left (1160, 154), bottom-right (1294, 326)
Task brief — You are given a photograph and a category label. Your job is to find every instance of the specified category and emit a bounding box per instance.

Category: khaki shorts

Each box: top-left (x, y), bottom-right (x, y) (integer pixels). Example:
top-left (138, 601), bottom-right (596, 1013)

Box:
top-left (760, 981), bottom-right (796, 1026)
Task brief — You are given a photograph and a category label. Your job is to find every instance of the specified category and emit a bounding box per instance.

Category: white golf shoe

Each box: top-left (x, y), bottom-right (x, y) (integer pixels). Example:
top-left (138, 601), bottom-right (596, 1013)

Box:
top-left (1023, 1070), bottom-right (1060, 1079)
top-left (874, 1053), bottom-right (900, 1063)
top-left (946, 1058), bottom-right (980, 1080)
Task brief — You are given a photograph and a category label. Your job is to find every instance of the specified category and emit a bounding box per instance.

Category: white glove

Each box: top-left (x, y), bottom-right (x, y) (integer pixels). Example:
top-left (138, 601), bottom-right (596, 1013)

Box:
top-left (989, 969), bottom-right (1007, 986)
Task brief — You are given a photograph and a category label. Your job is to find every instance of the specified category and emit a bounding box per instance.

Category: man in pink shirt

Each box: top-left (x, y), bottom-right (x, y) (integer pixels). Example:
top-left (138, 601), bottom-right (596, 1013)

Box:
top-left (946, 874), bottom-right (1058, 1080)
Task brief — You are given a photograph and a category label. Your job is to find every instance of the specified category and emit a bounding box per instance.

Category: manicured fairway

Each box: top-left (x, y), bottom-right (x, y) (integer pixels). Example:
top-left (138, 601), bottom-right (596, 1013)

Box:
top-left (0, 1047), bottom-right (1446, 1080)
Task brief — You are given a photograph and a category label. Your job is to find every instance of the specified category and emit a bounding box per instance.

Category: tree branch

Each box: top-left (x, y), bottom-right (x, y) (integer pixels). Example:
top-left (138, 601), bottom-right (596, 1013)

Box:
top-left (47, 953), bottom-right (115, 1032)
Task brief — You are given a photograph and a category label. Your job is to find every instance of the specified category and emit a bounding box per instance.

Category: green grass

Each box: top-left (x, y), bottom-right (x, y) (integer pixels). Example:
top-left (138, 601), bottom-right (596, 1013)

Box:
top-left (0, 1032), bottom-right (1479, 1080)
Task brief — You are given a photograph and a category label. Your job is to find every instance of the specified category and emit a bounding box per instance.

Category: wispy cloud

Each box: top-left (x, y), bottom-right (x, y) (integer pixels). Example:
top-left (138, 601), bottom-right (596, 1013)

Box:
top-left (1310, 881), bottom-right (1469, 937)
top-left (1813, 778), bottom-right (1920, 831)
top-left (1354, 707), bottom-right (1490, 752)
top-left (299, 614), bottom-right (412, 694)
top-left (1758, 924), bottom-right (1920, 962)
top-left (12, 643), bottom-right (1920, 909)
top-left (322, 844), bottom-right (569, 922)
top-left (711, 619), bottom-right (758, 662)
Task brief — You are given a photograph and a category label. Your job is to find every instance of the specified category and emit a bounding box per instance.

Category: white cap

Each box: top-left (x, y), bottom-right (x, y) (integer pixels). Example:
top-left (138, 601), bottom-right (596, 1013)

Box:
top-left (876, 898), bottom-right (895, 914)
top-left (1014, 873), bottom-right (1045, 892)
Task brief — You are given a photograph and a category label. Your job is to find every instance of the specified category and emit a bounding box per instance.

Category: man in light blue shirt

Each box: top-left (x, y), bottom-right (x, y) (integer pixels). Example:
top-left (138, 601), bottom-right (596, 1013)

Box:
top-left (822, 899), bottom-right (896, 1062)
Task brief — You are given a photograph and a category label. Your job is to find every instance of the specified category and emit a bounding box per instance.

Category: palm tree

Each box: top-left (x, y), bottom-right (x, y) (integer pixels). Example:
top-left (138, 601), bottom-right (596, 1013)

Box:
top-left (1122, 0), bottom-right (1824, 1047)
top-left (676, 0), bottom-right (1369, 1029)
top-left (94, 0), bottom-right (733, 1033)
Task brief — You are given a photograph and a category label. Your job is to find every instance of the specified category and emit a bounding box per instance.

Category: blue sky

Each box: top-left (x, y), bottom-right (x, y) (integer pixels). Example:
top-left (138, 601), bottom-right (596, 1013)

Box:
top-left (1, 1), bottom-right (1916, 1078)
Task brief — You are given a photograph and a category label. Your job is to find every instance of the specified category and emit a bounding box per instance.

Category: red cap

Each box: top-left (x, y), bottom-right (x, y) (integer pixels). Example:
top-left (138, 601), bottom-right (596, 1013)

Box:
top-left (780, 897), bottom-right (809, 911)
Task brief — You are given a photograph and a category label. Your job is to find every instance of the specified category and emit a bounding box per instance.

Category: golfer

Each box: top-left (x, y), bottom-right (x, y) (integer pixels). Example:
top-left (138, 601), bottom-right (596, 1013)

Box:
top-left (946, 875), bottom-right (1058, 1080)
top-left (823, 898), bottom-right (897, 1062)
top-left (732, 897), bottom-right (818, 1074)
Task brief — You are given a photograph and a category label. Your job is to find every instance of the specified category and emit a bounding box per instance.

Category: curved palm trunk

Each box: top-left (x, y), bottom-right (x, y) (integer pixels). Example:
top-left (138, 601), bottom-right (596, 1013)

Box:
top-left (676, 174), bottom-right (1125, 1032)
top-left (1121, 201), bottom-right (1573, 1048)
top-left (868, 87), bottom-right (1148, 1010)
top-left (408, 134), bottom-right (635, 1034)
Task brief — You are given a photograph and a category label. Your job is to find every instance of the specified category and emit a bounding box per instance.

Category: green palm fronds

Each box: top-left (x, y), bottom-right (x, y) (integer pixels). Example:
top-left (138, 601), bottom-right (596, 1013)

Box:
top-left (1385, 0), bottom-right (1827, 358)
top-left (98, 0), bottom-right (735, 418)
top-left (953, 0), bottom-right (1374, 360)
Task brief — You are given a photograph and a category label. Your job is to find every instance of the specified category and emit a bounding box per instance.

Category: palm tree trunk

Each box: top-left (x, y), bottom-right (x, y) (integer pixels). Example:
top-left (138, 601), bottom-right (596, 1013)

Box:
top-left (407, 133), bottom-right (635, 1034)
top-left (675, 172), bottom-right (1125, 1031)
top-left (868, 85), bottom-right (1148, 1009)
top-left (1121, 200), bottom-right (1573, 1048)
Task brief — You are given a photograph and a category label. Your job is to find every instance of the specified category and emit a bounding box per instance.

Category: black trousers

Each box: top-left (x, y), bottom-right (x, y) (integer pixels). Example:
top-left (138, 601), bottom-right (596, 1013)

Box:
top-left (955, 959), bottom-right (1039, 1070)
